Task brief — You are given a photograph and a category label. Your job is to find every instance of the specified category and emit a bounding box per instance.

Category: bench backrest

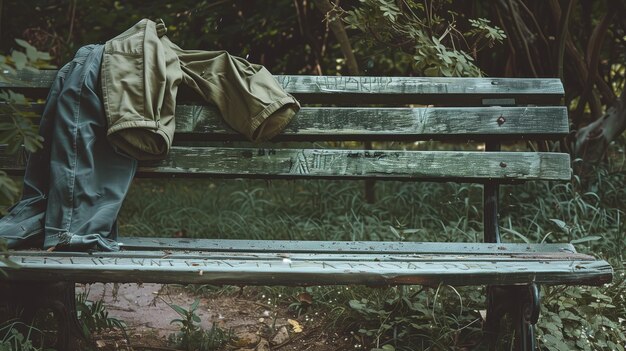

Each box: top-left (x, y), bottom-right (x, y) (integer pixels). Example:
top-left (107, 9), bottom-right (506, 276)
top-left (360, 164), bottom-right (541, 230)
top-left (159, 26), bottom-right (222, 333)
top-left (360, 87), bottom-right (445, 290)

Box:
top-left (1, 71), bottom-right (570, 242)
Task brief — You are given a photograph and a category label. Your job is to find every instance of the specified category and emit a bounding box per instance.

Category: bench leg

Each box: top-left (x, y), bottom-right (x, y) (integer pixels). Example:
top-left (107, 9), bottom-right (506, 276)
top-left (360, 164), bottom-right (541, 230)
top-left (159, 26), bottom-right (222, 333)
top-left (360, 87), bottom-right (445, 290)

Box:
top-left (484, 284), bottom-right (540, 351)
top-left (515, 284), bottom-right (540, 351)
top-left (0, 281), bottom-right (84, 350)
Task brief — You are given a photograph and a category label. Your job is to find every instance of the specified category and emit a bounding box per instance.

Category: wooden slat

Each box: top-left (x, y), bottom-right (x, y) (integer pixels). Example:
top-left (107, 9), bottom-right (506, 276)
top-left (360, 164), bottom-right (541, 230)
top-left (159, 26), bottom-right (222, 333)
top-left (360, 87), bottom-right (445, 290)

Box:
top-left (1, 247), bottom-right (612, 287)
top-left (175, 105), bottom-right (569, 141)
top-left (1, 71), bottom-right (564, 105)
top-left (116, 237), bottom-right (580, 255)
top-left (0, 103), bottom-right (570, 141)
top-left (15, 251), bottom-right (595, 262)
top-left (0, 148), bottom-right (572, 181)
top-left (0, 70), bottom-right (58, 88)
top-left (277, 75), bottom-right (564, 105)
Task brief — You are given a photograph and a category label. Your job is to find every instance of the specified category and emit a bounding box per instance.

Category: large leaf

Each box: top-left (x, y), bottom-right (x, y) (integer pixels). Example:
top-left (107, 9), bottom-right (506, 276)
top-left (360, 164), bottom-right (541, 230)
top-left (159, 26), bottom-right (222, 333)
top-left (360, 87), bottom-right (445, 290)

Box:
top-left (10, 51), bottom-right (27, 70)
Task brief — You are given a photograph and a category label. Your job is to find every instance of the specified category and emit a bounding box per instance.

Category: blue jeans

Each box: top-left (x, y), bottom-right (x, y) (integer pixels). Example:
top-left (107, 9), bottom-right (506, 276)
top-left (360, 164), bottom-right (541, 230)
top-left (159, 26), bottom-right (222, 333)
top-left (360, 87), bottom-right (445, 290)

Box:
top-left (0, 44), bottom-right (137, 251)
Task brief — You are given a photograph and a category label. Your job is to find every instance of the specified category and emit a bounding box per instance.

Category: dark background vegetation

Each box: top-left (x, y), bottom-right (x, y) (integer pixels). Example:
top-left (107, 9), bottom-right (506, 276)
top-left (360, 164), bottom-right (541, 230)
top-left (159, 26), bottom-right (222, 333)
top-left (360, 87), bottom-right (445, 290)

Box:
top-left (1, 1), bottom-right (625, 350)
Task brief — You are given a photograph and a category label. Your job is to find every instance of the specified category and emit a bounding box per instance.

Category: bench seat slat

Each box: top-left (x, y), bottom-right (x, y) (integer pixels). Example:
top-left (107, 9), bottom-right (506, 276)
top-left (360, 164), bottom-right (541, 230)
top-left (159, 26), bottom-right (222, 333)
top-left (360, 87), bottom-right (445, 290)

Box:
top-left (115, 237), bottom-right (580, 255)
top-left (1, 249), bottom-right (611, 287)
top-left (1, 71), bottom-right (564, 105)
top-left (11, 251), bottom-right (596, 262)
top-left (0, 148), bottom-right (572, 181)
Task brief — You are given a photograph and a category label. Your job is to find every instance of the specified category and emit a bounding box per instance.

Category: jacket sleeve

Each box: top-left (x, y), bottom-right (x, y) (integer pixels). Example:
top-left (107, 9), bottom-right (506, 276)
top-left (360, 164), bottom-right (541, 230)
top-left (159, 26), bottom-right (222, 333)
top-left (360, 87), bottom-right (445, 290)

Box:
top-left (101, 19), bottom-right (182, 160)
top-left (165, 39), bottom-right (300, 142)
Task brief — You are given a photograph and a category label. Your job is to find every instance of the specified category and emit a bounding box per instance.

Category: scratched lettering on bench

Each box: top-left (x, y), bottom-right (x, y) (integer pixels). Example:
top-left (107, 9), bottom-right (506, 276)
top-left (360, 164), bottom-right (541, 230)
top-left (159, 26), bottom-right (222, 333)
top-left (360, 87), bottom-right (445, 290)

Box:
top-left (254, 261), bottom-right (276, 268)
top-left (346, 262), bottom-right (401, 270)
top-left (289, 151), bottom-right (310, 175)
top-left (19, 257), bottom-right (85, 265)
top-left (91, 257), bottom-right (118, 266)
top-left (411, 108), bottom-right (432, 134)
top-left (359, 77), bottom-right (393, 92)
top-left (276, 75), bottom-right (397, 93)
top-left (275, 76), bottom-right (293, 90)
top-left (20, 257), bottom-right (44, 264)
top-left (123, 258), bottom-right (167, 267)
top-left (315, 76), bottom-right (357, 92)
top-left (380, 262), bottom-right (403, 269)
top-left (442, 263), bottom-right (471, 270)
top-left (406, 79), bottom-right (449, 94)
top-left (291, 150), bottom-right (342, 175)
top-left (314, 76), bottom-right (394, 93)
top-left (406, 262), bottom-right (419, 270)
top-left (179, 260), bottom-right (249, 268)
top-left (43, 257), bottom-right (64, 265)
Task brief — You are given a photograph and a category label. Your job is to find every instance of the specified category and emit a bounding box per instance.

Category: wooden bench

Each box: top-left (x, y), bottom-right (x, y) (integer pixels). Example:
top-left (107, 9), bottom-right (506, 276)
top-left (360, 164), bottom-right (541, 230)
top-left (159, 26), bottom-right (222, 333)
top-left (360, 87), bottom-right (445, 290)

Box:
top-left (0, 71), bottom-right (613, 350)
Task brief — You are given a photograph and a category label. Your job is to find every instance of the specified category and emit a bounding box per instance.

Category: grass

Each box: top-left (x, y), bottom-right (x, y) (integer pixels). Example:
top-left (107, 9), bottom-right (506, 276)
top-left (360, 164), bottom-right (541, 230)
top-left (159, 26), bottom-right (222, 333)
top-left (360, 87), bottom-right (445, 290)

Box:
top-left (166, 298), bottom-right (234, 351)
top-left (0, 320), bottom-right (50, 351)
top-left (120, 179), bottom-right (484, 242)
top-left (117, 157), bottom-right (626, 350)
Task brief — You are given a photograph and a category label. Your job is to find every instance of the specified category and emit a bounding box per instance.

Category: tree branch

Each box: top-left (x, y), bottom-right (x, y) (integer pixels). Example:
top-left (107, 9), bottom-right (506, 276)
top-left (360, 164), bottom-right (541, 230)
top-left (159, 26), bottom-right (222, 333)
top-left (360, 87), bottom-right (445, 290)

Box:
top-left (554, 0), bottom-right (573, 80)
top-left (572, 8), bottom-right (616, 125)
top-left (312, 0), bottom-right (359, 75)
top-left (295, 0), bottom-right (324, 75)
top-left (505, 0), bottom-right (538, 76)
top-left (575, 83), bottom-right (626, 164)
top-left (549, 1), bottom-right (613, 120)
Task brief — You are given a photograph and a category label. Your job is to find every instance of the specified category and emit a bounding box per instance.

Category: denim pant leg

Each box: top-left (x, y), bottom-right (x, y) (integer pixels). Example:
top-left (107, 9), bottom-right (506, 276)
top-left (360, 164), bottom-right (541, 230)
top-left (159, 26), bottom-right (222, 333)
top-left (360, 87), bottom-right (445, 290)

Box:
top-left (0, 47), bottom-right (74, 248)
top-left (43, 44), bottom-right (137, 251)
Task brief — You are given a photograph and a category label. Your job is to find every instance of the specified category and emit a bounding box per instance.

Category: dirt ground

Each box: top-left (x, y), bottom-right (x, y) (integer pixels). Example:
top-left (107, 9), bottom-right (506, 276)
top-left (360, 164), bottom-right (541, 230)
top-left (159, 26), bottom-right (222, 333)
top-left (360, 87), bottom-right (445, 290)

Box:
top-left (82, 283), bottom-right (354, 351)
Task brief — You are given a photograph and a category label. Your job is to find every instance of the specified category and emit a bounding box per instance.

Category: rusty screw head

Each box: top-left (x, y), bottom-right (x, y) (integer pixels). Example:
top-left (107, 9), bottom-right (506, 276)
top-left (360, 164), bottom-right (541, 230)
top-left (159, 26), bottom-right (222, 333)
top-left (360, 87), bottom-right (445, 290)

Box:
top-left (497, 116), bottom-right (506, 125)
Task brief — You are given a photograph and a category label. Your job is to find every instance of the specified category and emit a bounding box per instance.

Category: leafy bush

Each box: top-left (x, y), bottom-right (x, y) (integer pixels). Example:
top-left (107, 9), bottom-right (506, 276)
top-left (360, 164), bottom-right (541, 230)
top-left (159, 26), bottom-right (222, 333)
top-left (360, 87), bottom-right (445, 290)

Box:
top-left (343, 0), bottom-right (505, 76)
top-left (167, 298), bottom-right (234, 351)
top-left (0, 39), bottom-right (53, 206)
top-left (75, 291), bottom-right (126, 338)
top-left (0, 321), bottom-right (51, 351)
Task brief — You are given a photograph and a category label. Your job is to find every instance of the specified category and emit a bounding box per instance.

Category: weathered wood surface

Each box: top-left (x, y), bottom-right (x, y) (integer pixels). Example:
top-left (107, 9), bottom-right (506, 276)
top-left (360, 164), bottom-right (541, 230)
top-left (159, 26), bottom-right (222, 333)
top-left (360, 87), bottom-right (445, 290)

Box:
top-left (1, 248), bottom-right (611, 286)
top-left (1, 103), bottom-right (570, 141)
top-left (175, 105), bottom-right (569, 141)
top-left (13, 249), bottom-right (596, 261)
top-left (1, 70), bottom-right (564, 105)
top-left (116, 237), bottom-right (582, 254)
top-left (0, 148), bottom-right (572, 181)
top-left (276, 75), bottom-right (564, 105)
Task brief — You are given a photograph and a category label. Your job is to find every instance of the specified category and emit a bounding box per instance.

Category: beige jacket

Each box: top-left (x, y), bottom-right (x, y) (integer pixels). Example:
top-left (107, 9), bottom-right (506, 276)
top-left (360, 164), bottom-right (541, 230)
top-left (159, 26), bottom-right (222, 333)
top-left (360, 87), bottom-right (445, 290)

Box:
top-left (101, 19), bottom-right (300, 160)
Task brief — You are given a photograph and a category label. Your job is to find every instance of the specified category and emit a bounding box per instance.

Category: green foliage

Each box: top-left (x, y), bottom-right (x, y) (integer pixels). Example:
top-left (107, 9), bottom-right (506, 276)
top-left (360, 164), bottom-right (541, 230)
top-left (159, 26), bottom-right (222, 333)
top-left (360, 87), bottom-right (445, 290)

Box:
top-left (538, 278), bottom-right (626, 351)
top-left (344, 0), bottom-right (506, 76)
top-left (0, 238), bottom-right (19, 278)
top-left (0, 1), bottom-right (329, 75)
top-left (0, 39), bottom-right (52, 206)
top-left (0, 321), bottom-right (52, 351)
top-left (167, 298), bottom-right (234, 351)
top-left (0, 39), bottom-right (53, 73)
top-left (0, 90), bottom-right (43, 155)
top-left (346, 285), bottom-right (483, 350)
top-left (467, 18), bottom-right (506, 44)
top-left (75, 292), bottom-right (126, 338)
